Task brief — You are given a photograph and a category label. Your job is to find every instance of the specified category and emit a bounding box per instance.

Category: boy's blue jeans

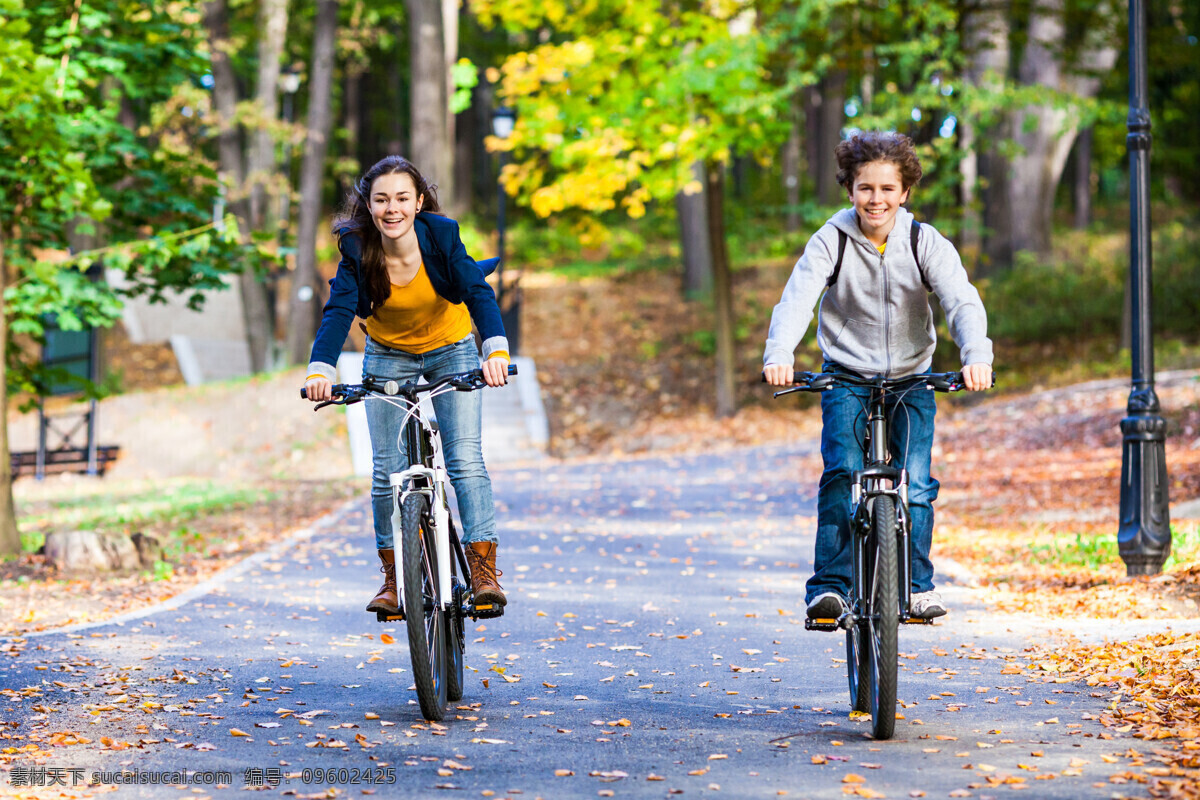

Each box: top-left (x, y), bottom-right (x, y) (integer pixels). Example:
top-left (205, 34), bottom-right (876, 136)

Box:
top-left (804, 363), bottom-right (940, 605)
top-left (363, 336), bottom-right (497, 549)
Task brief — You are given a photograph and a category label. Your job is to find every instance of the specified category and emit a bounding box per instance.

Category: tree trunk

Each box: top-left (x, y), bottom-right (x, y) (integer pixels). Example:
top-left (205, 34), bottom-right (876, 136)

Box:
top-left (441, 0), bottom-right (459, 214)
top-left (706, 163), bottom-right (737, 419)
top-left (244, 0), bottom-right (289, 371)
top-left (342, 69), bottom-right (363, 197)
top-left (805, 71), bottom-right (846, 205)
top-left (1073, 126), bottom-right (1093, 230)
top-left (1008, 0), bottom-right (1117, 257)
top-left (0, 226), bottom-right (21, 556)
top-left (407, 0), bottom-right (451, 203)
top-left (782, 94), bottom-right (802, 233)
top-left (959, 0), bottom-right (1009, 266)
top-left (961, 0), bottom-right (1014, 275)
top-left (677, 161), bottom-right (713, 299)
top-left (204, 0), bottom-right (244, 206)
top-left (286, 0), bottom-right (338, 366)
top-left (206, 0), bottom-right (274, 371)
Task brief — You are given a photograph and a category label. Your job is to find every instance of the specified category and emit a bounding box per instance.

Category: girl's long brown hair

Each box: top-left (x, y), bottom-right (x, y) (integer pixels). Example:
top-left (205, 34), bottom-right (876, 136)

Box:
top-left (331, 155), bottom-right (441, 314)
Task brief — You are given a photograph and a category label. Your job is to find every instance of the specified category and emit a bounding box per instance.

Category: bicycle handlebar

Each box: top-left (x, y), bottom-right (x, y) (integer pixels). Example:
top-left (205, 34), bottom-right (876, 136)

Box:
top-left (764, 369), bottom-right (992, 397)
top-left (302, 364), bottom-right (518, 406)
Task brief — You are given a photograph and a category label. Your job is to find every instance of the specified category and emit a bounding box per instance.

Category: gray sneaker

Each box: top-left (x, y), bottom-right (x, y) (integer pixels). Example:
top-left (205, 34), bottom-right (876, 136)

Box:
top-left (910, 590), bottom-right (947, 619)
top-left (806, 592), bottom-right (849, 620)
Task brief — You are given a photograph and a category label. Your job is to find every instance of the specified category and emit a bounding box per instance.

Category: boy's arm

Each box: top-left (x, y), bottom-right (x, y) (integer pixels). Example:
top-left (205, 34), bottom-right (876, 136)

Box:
top-left (920, 228), bottom-right (994, 369)
top-left (763, 229), bottom-right (837, 368)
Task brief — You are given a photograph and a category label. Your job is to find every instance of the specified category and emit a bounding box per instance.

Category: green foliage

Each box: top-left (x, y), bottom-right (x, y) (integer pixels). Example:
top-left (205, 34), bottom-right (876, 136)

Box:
top-left (1028, 532), bottom-right (1118, 571)
top-left (978, 221), bottom-right (1200, 346)
top-left (477, 0), bottom-right (790, 244)
top-left (0, 0), bottom-right (278, 400)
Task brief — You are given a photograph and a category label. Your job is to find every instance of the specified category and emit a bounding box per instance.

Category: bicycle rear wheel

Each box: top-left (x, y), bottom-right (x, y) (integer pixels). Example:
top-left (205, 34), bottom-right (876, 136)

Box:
top-left (866, 495), bottom-right (899, 739)
top-left (400, 493), bottom-right (448, 721)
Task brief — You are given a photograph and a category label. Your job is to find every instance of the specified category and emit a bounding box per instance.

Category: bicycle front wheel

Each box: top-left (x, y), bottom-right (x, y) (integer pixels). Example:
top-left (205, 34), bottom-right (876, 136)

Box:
top-left (866, 495), bottom-right (899, 739)
top-left (401, 492), bottom-right (448, 721)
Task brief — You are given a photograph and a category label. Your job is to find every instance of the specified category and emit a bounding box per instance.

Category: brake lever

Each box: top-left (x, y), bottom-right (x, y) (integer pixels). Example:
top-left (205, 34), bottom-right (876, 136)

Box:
top-left (772, 385), bottom-right (809, 399)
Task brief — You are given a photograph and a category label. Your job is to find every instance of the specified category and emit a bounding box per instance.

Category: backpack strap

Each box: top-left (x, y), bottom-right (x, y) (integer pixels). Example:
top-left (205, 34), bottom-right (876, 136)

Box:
top-left (911, 218), bottom-right (932, 292)
top-left (827, 220), bottom-right (931, 291)
top-left (827, 230), bottom-right (848, 287)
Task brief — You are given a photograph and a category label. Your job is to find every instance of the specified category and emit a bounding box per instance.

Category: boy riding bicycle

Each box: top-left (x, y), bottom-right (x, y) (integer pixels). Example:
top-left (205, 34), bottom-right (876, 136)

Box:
top-left (762, 131), bottom-right (993, 621)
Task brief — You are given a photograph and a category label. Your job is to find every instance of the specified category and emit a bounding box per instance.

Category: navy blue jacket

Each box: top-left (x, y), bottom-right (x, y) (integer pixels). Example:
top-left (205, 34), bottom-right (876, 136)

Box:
top-left (307, 212), bottom-right (508, 377)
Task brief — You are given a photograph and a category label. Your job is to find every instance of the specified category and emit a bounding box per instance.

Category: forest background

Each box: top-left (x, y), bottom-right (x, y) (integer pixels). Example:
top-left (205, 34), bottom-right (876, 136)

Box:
top-left (0, 0), bottom-right (1199, 558)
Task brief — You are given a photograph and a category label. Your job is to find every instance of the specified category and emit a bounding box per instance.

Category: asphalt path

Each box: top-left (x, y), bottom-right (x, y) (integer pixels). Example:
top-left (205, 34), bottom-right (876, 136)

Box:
top-left (2, 445), bottom-right (1146, 799)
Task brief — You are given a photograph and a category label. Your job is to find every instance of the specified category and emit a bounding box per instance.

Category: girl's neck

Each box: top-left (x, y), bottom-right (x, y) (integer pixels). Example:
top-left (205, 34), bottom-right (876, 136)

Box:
top-left (381, 230), bottom-right (421, 264)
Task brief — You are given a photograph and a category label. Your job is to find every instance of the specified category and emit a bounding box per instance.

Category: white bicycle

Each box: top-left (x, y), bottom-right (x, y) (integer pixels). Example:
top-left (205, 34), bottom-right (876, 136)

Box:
top-left (303, 365), bottom-right (515, 720)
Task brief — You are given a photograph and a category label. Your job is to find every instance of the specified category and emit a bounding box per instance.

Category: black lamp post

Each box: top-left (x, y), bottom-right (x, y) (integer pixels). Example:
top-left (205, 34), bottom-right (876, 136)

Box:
top-left (1117, 0), bottom-right (1171, 576)
top-left (491, 106), bottom-right (518, 354)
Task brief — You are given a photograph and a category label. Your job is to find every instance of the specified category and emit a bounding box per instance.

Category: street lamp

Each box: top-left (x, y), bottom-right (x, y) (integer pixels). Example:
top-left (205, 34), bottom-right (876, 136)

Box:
top-left (1118, 0), bottom-right (1171, 576)
top-left (491, 106), bottom-right (518, 354)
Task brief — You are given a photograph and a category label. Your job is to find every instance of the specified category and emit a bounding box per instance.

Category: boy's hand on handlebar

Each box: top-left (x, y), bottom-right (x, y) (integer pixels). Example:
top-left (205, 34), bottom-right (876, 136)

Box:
top-left (305, 376), bottom-right (333, 402)
top-left (962, 363), bottom-right (992, 392)
top-left (763, 364), bottom-right (794, 387)
top-left (482, 356), bottom-right (509, 388)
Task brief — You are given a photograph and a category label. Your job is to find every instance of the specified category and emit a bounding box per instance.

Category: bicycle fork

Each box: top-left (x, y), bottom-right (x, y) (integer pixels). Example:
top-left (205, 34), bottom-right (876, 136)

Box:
top-left (391, 466), bottom-right (453, 610)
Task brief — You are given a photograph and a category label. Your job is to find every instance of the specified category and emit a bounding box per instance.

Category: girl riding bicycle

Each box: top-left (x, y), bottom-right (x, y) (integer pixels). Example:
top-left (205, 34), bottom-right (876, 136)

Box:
top-left (762, 131), bottom-right (993, 621)
top-left (304, 155), bottom-right (509, 616)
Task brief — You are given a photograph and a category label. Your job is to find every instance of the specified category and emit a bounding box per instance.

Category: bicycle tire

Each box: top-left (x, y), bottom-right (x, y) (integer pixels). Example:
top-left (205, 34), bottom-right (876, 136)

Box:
top-left (867, 495), bottom-right (899, 739)
top-left (401, 492), bottom-right (448, 721)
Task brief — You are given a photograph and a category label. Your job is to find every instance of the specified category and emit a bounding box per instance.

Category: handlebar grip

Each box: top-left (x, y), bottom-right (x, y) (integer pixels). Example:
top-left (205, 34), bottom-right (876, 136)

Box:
top-left (301, 387), bottom-right (307, 399)
top-left (508, 364), bottom-right (518, 376)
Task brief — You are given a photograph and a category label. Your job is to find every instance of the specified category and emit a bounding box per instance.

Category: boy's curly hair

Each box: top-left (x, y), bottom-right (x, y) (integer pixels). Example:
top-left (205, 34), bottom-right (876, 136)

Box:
top-left (835, 131), bottom-right (923, 192)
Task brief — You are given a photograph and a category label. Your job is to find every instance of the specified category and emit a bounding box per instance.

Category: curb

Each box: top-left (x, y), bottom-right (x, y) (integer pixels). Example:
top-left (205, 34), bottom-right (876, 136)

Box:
top-left (11, 495), bottom-right (366, 640)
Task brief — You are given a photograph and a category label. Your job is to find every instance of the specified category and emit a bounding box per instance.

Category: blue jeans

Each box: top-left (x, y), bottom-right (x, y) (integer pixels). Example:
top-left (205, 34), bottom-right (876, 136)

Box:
top-left (363, 336), bottom-right (497, 549)
top-left (804, 363), bottom-right (940, 604)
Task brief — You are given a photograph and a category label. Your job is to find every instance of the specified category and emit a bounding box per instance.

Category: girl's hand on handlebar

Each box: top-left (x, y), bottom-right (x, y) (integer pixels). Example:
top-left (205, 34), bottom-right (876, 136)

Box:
top-left (482, 356), bottom-right (509, 388)
top-left (763, 363), bottom-right (794, 387)
top-left (305, 376), bottom-right (333, 402)
top-left (962, 363), bottom-right (992, 392)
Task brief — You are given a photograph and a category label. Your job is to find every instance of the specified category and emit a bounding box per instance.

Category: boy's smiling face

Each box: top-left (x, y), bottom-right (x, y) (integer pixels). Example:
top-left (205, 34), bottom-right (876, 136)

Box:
top-left (849, 161), bottom-right (910, 246)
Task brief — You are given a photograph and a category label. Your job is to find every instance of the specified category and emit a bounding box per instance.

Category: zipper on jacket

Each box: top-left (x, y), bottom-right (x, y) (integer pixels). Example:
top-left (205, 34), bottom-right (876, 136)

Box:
top-left (881, 245), bottom-right (892, 377)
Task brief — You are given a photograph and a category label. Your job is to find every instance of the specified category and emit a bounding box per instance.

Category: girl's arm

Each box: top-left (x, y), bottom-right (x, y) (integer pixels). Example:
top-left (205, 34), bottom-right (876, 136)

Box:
top-left (307, 235), bottom-right (362, 382)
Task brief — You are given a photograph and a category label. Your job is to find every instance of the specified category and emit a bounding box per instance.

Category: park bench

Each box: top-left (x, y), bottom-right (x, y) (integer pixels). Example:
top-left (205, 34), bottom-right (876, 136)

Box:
top-left (10, 444), bottom-right (121, 478)
top-left (10, 408), bottom-right (121, 480)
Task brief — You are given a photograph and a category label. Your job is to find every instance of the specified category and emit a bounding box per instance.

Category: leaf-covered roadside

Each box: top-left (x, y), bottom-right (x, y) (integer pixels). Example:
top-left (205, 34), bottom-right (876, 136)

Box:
top-left (1027, 632), bottom-right (1200, 799)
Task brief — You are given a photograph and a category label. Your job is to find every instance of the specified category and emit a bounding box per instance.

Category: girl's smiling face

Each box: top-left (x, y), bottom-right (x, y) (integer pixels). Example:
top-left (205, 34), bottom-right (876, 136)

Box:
top-left (369, 172), bottom-right (423, 242)
top-left (849, 161), bottom-right (910, 245)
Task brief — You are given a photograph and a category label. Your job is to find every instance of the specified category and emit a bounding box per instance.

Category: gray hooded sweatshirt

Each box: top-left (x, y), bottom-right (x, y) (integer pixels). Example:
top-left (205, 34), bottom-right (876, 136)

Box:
top-left (763, 207), bottom-right (993, 378)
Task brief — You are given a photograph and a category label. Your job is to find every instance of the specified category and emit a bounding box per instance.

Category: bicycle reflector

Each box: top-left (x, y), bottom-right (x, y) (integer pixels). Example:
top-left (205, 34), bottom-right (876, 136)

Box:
top-left (383, 380), bottom-right (400, 396)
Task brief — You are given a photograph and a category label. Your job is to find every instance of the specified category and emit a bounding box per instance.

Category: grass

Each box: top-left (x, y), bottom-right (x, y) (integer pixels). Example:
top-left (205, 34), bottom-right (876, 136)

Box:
top-left (15, 478), bottom-right (273, 555)
top-left (1022, 522), bottom-right (1200, 572)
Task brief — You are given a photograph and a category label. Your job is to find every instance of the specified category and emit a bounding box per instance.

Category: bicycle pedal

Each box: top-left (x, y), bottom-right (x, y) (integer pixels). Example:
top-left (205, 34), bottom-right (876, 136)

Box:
top-left (902, 617), bottom-right (935, 625)
top-left (467, 604), bottom-right (505, 620)
top-left (804, 618), bottom-right (839, 632)
top-left (375, 611), bottom-right (405, 622)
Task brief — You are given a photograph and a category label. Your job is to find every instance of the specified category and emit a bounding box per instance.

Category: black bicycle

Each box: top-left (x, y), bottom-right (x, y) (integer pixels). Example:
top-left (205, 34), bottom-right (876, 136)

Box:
top-left (303, 365), bottom-right (515, 720)
top-left (772, 369), bottom-right (969, 739)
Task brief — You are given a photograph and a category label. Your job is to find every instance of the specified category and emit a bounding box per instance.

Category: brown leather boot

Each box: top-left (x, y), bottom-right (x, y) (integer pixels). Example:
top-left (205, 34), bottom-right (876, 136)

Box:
top-left (465, 542), bottom-right (507, 607)
top-left (366, 549), bottom-right (399, 614)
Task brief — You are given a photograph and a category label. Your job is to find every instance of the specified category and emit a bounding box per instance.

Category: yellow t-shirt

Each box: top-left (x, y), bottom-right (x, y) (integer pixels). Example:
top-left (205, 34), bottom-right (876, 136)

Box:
top-left (877, 242), bottom-right (887, 254)
top-left (364, 264), bottom-right (472, 354)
